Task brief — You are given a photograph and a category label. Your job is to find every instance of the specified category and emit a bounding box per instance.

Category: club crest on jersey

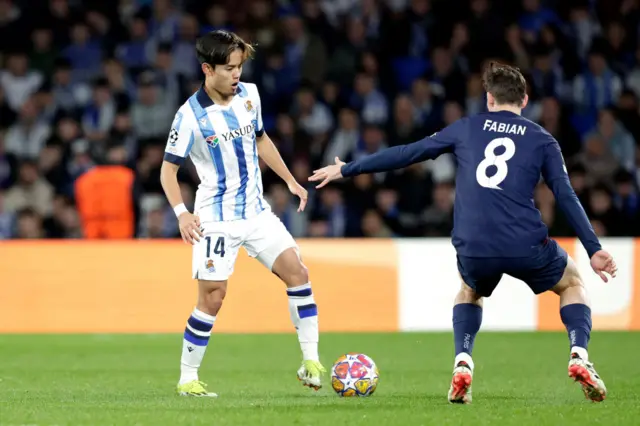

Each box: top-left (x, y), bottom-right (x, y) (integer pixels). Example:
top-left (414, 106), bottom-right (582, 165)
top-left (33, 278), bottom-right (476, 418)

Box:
top-left (206, 135), bottom-right (220, 148)
top-left (244, 100), bottom-right (254, 112)
top-left (205, 259), bottom-right (215, 273)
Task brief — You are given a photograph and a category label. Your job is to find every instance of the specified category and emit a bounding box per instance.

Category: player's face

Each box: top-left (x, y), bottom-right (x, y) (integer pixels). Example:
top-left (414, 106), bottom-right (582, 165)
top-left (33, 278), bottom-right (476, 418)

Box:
top-left (208, 49), bottom-right (244, 97)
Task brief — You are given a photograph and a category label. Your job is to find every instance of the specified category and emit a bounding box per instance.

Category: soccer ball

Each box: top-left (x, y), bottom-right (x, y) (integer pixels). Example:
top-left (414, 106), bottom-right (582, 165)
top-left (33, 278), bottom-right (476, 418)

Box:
top-left (330, 353), bottom-right (379, 397)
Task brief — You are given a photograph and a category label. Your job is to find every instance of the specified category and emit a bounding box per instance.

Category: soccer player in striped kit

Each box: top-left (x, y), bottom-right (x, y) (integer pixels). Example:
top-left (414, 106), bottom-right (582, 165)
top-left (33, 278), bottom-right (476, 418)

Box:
top-left (161, 30), bottom-right (324, 397)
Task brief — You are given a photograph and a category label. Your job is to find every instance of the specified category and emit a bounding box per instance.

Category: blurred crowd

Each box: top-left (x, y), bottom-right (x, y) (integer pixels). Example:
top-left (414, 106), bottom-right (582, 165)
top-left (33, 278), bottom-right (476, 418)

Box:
top-left (1, 0), bottom-right (640, 240)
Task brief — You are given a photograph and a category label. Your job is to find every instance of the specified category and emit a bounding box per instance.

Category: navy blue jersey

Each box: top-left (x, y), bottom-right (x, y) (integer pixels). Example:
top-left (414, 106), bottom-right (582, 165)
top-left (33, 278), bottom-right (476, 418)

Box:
top-left (341, 110), bottom-right (601, 258)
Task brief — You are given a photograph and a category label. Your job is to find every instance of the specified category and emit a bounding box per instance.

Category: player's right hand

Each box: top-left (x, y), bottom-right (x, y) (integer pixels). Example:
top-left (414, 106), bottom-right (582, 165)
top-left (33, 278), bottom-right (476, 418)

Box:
top-left (178, 212), bottom-right (203, 245)
top-left (590, 250), bottom-right (618, 283)
top-left (308, 157), bottom-right (345, 189)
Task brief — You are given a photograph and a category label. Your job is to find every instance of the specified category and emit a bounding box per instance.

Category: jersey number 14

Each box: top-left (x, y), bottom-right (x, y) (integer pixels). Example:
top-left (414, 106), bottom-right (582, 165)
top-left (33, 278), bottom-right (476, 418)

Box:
top-left (475, 137), bottom-right (516, 190)
top-left (206, 236), bottom-right (226, 258)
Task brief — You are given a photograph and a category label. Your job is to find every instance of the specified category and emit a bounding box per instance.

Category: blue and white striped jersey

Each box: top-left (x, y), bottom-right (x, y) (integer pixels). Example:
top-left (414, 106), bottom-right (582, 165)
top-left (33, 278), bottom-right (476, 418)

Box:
top-left (163, 82), bottom-right (269, 223)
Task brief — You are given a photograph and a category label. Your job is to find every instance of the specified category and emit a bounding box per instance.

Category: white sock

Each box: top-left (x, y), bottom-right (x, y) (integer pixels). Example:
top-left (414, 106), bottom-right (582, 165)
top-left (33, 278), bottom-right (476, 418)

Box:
top-left (454, 352), bottom-right (474, 371)
top-left (571, 346), bottom-right (589, 361)
top-left (287, 283), bottom-right (319, 362)
top-left (179, 308), bottom-right (216, 385)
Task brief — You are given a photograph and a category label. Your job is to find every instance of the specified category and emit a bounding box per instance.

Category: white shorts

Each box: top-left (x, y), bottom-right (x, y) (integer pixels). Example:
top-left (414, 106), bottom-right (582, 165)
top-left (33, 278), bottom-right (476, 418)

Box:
top-left (192, 210), bottom-right (298, 281)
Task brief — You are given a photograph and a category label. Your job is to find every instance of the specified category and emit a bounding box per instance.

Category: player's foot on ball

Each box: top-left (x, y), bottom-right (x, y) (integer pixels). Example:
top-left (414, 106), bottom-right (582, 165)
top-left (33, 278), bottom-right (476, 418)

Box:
top-left (448, 359), bottom-right (473, 404)
top-left (568, 353), bottom-right (606, 402)
top-left (176, 380), bottom-right (218, 397)
top-left (297, 360), bottom-right (326, 390)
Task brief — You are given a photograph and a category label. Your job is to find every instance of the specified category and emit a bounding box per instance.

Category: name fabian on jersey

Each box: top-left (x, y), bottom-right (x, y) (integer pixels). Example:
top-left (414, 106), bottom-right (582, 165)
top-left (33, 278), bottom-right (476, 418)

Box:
top-left (206, 122), bottom-right (256, 148)
top-left (483, 120), bottom-right (526, 135)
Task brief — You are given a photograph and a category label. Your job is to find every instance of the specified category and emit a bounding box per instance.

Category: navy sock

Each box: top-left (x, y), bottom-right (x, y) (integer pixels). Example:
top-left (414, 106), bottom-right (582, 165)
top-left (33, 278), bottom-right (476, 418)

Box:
top-left (560, 304), bottom-right (592, 350)
top-left (453, 304), bottom-right (483, 356)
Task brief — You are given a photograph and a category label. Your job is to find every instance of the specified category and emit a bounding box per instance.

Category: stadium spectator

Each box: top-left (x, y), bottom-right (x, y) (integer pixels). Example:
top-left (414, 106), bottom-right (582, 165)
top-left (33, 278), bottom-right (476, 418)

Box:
top-left (4, 159), bottom-right (54, 217)
top-left (0, 0), bottom-right (639, 240)
top-left (116, 13), bottom-right (154, 71)
top-left (30, 26), bottom-right (57, 77)
top-left (43, 194), bottom-right (81, 238)
top-left (50, 58), bottom-right (92, 113)
top-left (63, 21), bottom-right (103, 84)
top-left (586, 108), bottom-right (636, 172)
top-left (0, 51), bottom-right (43, 112)
top-left (81, 78), bottom-right (116, 143)
top-left (131, 71), bottom-right (174, 139)
top-left (5, 96), bottom-right (51, 159)
top-left (15, 207), bottom-right (44, 239)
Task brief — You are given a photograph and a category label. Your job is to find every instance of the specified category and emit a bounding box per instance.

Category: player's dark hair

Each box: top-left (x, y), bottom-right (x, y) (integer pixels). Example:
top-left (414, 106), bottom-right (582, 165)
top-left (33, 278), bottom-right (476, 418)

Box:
top-left (482, 62), bottom-right (527, 106)
top-left (195, 30), bottom-right (255, 66)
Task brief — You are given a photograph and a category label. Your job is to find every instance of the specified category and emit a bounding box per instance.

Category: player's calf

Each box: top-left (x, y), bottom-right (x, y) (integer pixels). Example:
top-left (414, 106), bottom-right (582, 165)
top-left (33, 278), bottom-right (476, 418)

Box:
top-left (452, 285), bottom-right (483, 359)
top-left (551, 257), bottom-right (606, 402)
top-left (177, 280), bottom-right (226, 395)
top-left (552, 258), bottom-right (592, 356)
top-left (197, 279), bottom-right (227, 315)
top-left (271, 248), bottom-right (325, 389)
top-left (449, 281), bottom-right (482, 404)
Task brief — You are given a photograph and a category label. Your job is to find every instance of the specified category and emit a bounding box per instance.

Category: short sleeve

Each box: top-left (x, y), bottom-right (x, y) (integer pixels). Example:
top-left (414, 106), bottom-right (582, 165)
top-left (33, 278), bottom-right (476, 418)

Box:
top-left (164, 109), bottom-right (194, 166)
top-left (254, 90), bottom-right (264, 137)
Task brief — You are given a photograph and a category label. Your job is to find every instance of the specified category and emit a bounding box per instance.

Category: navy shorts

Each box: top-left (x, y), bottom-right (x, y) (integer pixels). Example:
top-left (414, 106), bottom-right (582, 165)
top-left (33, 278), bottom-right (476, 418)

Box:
top-left (456, 238), bottom-right (568, 297)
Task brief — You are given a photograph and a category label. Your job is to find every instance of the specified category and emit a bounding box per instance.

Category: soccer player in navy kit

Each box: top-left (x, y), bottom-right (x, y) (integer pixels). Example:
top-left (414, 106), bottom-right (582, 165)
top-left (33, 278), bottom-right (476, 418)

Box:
top-left (310, 63), bottom-right (618, 404)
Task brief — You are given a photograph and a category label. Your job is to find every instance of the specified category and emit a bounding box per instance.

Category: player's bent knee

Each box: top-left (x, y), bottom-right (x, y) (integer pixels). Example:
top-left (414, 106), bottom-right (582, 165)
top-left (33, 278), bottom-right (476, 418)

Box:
top-left (551, 257), bottom-right (584, 295)
top-left (456, 281), bottom-right (484, 304)
top-left (552, 275), bottom-right (584, 297)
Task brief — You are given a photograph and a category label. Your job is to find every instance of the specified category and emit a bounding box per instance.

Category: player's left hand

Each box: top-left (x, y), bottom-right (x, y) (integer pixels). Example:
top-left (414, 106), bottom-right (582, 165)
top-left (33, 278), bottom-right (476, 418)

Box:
top-left (287, 180), bottom-right (308, 212)
top-left (308, 157), bottom-right (345, 189)
top-left (590, 250), bottom-right (618, 283)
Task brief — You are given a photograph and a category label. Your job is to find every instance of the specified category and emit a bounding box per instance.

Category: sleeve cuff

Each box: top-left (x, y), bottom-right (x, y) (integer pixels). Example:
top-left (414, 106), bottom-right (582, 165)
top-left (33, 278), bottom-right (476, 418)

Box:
top-left (586, 243), bottom-right (602, 259)
top-left (341, 163), bottom-right (355, 178)
top-left (164, 152), bottom-right (186, 166)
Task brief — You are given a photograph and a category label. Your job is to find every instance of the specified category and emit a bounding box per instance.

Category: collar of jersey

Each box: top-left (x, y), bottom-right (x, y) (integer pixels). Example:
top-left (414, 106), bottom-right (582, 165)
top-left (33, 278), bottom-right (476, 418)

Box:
top-left (489, 110), bottom-right (520, 117)
top-left (196, 83), bottom-right (246, 109)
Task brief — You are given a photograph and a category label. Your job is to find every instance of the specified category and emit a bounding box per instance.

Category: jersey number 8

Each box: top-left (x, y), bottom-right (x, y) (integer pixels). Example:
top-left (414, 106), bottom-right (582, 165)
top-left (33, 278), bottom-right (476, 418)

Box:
top-left (475, 137), bottom-right (516, 190)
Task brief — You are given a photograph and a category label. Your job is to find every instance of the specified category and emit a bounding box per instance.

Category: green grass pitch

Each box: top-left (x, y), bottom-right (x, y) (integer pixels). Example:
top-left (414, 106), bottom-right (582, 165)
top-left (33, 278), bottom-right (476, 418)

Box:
top-left (0, 332), bottom-right (638, 426)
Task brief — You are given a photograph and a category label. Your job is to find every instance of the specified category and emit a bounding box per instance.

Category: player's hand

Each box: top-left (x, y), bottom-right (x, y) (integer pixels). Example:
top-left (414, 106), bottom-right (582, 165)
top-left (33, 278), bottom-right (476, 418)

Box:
top-left (178, 212), bottom-right (203, 245)
top-left (308, 157), bottom-right (345, 189)
top-left (287, 180), bottom-right (308, 212)
top-left (590, 250), bottom-right (618, 283)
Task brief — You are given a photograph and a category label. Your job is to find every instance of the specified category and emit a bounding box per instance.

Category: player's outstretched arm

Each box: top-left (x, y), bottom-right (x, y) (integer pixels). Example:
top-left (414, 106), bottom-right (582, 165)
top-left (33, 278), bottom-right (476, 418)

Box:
top-left (541, 139), bottom-right (617, 281)
top-left (309, 132), bottom-right (456, 189)
top-left (256, 133), bottom-right (307, 212)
